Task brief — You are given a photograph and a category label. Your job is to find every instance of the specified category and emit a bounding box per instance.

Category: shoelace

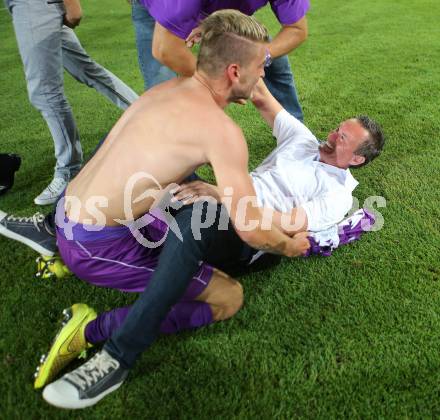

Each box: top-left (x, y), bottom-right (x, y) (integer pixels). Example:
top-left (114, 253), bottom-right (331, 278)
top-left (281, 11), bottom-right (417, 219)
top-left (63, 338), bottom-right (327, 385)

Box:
top-left (65, 351), bottom-right (119, 391)
top-left (6, 212), bottom-right (45, 230)
top-left (45, 178), bottom-right (66, 194)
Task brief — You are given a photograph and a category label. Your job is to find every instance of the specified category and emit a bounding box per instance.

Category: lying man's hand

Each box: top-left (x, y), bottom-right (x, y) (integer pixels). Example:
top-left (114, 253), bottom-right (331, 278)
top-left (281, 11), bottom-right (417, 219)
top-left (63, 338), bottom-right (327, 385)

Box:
top-left (250, 78), bottom-right (269, 108)
top-left (171, 180), bottom-right (221, 205)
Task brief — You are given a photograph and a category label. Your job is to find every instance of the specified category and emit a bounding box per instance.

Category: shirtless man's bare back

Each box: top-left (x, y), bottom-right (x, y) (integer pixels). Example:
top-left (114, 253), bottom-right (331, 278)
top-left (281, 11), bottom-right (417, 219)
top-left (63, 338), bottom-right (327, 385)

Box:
top-left (67, 77), bottom-right (220, 223)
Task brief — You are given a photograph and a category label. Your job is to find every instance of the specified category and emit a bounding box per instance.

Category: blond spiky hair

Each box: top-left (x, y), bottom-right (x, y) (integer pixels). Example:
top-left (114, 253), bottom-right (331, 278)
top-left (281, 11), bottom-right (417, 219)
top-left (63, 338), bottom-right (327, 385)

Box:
top-left (197, 9), bottom-right (269, 77)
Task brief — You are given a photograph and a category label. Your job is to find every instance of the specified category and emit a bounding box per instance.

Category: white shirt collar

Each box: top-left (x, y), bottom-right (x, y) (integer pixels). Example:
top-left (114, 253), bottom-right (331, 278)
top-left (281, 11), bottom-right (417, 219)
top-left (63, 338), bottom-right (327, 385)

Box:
top-left (316, 151), bottom-right (359, 192)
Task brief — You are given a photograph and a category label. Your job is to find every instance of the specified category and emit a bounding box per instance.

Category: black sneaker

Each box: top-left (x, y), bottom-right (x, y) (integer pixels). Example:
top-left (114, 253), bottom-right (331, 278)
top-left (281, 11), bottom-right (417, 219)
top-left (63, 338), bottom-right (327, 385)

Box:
top-left (42, 349), bottom-right (129, 409)
top-left (0, 211), bottom-right (57, 256)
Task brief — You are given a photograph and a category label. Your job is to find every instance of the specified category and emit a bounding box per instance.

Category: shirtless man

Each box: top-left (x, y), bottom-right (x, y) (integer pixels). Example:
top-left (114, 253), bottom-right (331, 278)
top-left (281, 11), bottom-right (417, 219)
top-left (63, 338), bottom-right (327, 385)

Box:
top-left (41, 10), bottom-right (310, 409)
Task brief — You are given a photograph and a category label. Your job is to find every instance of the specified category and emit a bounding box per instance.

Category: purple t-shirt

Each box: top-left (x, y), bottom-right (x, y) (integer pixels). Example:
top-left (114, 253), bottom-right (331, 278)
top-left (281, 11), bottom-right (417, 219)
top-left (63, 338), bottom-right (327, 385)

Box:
top-left (141, 0), bottom-right (310, 39)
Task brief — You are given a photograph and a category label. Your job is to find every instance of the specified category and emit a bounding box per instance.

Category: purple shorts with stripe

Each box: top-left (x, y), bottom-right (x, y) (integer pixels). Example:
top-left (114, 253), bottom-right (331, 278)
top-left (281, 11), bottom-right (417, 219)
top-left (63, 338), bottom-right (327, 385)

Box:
top-left (56, 208), bottom-right (214, 300)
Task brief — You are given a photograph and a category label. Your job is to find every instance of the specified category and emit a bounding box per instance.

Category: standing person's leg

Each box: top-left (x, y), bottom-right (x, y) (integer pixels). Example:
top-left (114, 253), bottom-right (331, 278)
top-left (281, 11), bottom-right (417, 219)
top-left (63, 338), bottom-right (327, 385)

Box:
top-left (264, 54), bottom-right (304, 122)
top-left (131, 0), bottom-right (175, 90)
top-left (8, 0), bottom-right (82, 204)
top-left (61, 26), bottom-right (139, 110)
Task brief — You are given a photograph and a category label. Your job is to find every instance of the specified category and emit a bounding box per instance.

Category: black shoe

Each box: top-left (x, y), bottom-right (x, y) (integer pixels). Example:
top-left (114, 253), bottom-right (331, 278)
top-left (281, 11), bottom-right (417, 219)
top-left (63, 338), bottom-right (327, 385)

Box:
top-left (0, 211), bottom-right (57, 256)
top-left (0, 154), bottom-right (21, 196)
top-left (42, 349), bottom-right (129, 409)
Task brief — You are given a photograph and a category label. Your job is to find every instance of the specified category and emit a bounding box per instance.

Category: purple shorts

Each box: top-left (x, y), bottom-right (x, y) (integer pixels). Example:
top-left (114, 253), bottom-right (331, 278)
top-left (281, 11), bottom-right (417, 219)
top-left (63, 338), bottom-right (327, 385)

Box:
top-left (56, 208), bottom-right (214, 301)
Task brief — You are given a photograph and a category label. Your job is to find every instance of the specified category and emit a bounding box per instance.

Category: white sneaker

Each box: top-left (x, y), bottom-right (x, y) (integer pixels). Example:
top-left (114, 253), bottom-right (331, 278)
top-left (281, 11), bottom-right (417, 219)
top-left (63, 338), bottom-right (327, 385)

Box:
top-left (42, 350), bottom-right (128, 409)
top-left (34, 177), bottom-right (68, 206)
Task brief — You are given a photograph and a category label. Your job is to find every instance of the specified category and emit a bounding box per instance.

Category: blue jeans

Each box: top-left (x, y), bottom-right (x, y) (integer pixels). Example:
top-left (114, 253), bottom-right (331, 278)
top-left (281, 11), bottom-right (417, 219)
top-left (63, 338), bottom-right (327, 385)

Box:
top-left (131, 0), bottom-right (175, 90)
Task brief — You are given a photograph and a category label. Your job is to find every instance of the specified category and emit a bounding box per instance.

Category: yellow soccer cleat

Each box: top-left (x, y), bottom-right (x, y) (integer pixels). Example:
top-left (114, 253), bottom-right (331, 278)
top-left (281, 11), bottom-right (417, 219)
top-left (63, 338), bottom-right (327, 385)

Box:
top-left (34, 303), bottom-right (97, 389)
top-left (35, 255), bottom-right (71, 280)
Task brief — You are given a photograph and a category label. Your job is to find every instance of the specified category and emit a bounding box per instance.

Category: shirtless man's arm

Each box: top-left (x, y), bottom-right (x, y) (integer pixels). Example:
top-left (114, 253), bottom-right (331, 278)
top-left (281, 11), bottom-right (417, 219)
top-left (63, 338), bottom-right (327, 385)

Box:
top-left (174, 181), bottom-right (308, 236)
top-left (207, 120), bottom-right (309, 257)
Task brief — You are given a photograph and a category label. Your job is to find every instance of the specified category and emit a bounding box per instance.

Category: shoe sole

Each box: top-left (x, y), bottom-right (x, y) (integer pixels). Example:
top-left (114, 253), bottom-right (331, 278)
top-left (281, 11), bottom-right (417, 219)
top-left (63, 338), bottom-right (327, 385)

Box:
top-left (43, 379), bottom-right (124, 409)
top-left (34, 196), bottom-right (59, 206)
top-left (34, 304), bottom-right (96, 389)
top-left (0, 210), bottom-right (55, 256)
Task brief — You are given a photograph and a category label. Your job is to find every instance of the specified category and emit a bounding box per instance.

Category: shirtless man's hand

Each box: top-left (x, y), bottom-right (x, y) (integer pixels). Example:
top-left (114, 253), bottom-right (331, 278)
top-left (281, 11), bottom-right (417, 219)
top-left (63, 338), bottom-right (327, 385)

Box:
top-left (172, 181), bottom-right (221, 205)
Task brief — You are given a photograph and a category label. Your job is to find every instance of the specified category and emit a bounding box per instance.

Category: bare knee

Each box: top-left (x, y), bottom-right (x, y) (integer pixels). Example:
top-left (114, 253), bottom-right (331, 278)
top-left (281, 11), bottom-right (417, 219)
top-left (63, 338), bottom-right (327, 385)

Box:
top-left (212, 279), bottom-right (244, 321)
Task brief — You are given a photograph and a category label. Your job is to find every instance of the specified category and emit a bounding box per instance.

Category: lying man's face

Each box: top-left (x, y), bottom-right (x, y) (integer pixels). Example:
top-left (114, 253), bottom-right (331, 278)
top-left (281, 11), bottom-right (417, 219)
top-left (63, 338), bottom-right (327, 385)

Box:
top-left (319, 118), bottom-right (368, 169)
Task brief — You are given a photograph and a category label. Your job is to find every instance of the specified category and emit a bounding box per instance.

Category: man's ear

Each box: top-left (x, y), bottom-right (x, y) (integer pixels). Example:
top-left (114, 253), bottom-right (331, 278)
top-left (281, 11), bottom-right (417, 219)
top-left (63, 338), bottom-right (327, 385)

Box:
top-left (349, 154), bottom-right (366, 167)
top-left (226, 63), bottom-right (240, 83)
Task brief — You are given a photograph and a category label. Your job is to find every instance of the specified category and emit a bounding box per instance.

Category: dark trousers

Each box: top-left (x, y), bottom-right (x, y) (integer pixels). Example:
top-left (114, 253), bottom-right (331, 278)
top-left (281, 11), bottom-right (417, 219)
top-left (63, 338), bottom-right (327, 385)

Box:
top-left (103, 202), bottom-right (275, 368)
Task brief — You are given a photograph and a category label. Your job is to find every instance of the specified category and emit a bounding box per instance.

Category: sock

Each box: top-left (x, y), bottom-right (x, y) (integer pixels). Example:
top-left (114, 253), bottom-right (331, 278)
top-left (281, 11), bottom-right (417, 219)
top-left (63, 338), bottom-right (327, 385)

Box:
top-left (85, 301), bottom-right (213, 344)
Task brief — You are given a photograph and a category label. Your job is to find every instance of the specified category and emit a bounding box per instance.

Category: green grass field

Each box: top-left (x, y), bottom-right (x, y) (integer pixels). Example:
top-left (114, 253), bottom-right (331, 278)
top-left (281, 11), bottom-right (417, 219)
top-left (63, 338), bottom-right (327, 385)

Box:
top-left (1, 0), bottom-right (440, 417)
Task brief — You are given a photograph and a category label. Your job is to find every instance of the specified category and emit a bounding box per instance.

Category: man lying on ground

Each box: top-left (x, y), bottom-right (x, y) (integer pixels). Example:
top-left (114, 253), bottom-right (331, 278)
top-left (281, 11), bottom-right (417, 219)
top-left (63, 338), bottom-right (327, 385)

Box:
top-left (32, 75), bottom-right (383, 408)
